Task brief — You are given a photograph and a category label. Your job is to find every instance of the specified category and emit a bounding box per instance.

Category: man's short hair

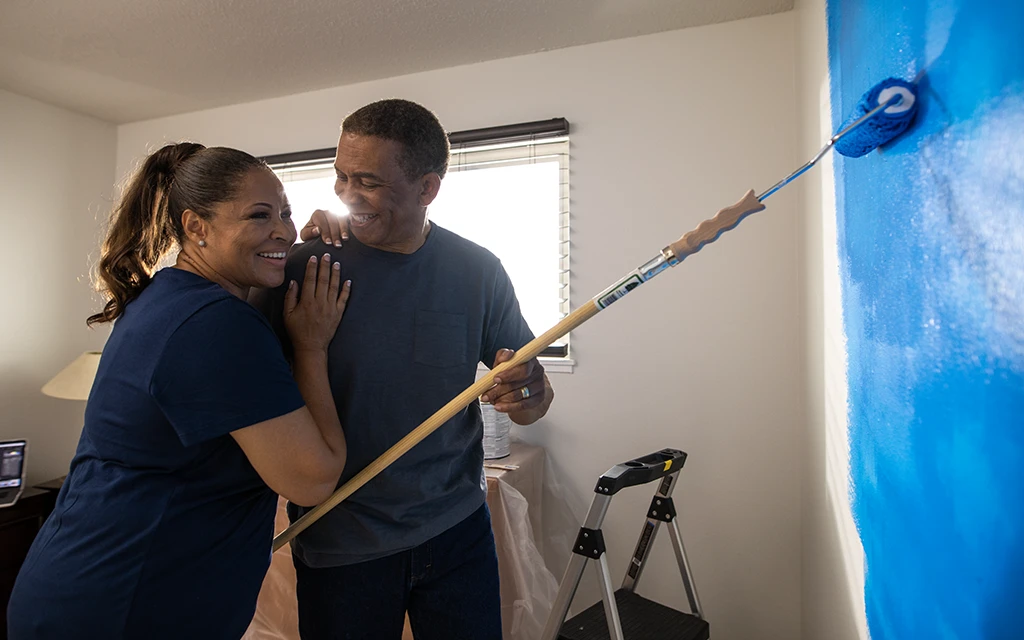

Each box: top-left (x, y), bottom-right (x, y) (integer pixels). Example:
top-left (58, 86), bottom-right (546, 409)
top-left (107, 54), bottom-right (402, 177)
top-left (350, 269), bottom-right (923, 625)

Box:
top-left (341, 99), bottom-right (450, 180)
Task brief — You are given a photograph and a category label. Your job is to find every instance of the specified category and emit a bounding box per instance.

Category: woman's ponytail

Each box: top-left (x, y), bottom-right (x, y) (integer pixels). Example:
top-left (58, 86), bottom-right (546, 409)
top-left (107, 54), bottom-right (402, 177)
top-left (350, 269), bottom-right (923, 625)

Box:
top-left (87, 143), bottom-right (204, 326)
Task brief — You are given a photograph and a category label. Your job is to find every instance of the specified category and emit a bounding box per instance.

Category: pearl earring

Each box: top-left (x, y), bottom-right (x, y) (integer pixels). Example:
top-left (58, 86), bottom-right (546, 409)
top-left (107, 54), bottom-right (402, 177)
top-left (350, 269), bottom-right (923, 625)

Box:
top-left (198, 240), bottom-right (207, 247)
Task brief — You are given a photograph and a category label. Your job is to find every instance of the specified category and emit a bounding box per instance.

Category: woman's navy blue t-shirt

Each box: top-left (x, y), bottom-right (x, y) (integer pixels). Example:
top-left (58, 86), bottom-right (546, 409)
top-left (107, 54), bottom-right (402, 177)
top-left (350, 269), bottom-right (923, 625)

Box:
top-left (8, 268), bottom-right (305, 639)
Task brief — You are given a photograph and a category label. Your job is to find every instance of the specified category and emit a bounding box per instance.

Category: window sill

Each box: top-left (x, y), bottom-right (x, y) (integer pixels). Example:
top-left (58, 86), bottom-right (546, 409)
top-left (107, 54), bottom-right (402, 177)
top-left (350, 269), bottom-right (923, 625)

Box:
top-left (477, 357), bottom-right (575, 376)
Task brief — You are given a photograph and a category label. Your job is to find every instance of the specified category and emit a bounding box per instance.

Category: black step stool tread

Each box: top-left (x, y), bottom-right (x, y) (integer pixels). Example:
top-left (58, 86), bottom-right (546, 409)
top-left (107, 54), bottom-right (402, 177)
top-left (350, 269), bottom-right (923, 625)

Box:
top-left (558, 589), bottom-right (709, 640)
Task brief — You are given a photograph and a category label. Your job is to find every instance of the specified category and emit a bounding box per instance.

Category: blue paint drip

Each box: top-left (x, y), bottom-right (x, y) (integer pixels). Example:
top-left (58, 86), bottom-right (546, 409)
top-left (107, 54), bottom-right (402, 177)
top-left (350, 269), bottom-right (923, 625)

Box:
top-left (827, 0), bottom-right (1024, 637)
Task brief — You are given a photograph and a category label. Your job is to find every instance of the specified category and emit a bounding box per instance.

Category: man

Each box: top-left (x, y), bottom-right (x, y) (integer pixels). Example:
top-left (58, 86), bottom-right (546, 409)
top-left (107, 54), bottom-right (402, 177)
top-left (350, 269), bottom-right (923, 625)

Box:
top-left (259, 98), bottom-right (554, 640)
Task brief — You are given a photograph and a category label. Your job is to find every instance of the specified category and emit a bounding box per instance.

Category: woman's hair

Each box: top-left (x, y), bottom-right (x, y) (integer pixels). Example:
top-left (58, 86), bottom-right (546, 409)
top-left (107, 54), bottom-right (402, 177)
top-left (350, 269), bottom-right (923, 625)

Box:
top-left (87, 143), bottom-right (268, 326)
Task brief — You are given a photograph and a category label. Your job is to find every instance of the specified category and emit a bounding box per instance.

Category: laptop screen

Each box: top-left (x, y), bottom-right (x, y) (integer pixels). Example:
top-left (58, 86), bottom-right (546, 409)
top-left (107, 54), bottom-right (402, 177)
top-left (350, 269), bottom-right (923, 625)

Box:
top-left (0, 441), bottom-right (26, 489)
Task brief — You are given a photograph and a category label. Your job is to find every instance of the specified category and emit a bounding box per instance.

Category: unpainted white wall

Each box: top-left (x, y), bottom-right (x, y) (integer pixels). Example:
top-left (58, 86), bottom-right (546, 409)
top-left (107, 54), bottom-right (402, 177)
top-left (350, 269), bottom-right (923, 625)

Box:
top-left (0, 89), bottom-right (115, 484)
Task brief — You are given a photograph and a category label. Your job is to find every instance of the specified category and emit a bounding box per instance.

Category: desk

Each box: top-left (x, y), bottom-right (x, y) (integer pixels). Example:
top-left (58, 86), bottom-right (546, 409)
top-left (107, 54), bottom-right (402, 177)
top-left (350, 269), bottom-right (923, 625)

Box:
top-left (243, 443), bottom-right (555, 640)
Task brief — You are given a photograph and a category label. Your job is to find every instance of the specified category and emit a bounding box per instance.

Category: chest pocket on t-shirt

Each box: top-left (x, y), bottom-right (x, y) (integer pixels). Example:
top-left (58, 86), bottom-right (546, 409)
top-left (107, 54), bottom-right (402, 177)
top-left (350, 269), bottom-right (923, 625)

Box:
top-left (414, 310), bottom-right (468, 368)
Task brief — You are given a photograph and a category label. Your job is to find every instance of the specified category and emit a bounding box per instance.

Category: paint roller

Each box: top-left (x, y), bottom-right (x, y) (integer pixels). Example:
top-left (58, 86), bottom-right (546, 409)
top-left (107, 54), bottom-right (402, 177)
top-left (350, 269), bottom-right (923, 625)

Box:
top-left (272, 77), bottom-right (919, 551)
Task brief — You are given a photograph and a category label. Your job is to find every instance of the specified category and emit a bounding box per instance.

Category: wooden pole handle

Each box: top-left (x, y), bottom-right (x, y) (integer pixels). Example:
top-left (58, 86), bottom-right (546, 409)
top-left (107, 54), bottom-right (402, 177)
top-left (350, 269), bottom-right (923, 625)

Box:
top-left (273, 300), bottom-right (602, 550)
top-left (273, 189), bottom-right (765, 551)
top-left (667, 189), bottom-right (764, 261)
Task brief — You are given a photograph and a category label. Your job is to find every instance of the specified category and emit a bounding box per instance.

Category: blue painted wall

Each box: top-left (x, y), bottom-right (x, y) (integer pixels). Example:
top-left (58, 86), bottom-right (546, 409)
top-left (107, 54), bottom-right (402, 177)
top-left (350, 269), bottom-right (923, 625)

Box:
top-left (827, 1), bottom-right (1024, 638)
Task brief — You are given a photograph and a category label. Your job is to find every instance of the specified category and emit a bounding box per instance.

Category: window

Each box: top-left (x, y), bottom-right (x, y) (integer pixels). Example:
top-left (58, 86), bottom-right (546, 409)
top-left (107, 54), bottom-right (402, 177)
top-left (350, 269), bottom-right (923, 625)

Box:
top-left (265, 119), bottom-right (572, 366)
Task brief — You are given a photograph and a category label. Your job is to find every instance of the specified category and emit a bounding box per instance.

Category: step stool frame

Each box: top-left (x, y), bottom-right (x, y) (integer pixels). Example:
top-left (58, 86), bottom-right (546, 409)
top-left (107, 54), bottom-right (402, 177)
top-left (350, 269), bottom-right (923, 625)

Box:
top-left (540, 448), bottom-right (704, 640)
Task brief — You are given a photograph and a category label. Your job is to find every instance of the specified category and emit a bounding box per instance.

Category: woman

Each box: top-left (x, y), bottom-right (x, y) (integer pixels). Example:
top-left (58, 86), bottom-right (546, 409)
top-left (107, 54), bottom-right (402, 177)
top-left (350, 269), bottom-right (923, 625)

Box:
top-left (8, 143), bottom-right (350, 639)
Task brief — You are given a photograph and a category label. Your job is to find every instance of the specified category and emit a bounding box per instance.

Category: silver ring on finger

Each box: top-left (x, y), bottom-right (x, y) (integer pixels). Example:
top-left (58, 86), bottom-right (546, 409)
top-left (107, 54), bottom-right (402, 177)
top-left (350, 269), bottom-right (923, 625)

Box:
top-left (520, 386), bottom-right (531, 400)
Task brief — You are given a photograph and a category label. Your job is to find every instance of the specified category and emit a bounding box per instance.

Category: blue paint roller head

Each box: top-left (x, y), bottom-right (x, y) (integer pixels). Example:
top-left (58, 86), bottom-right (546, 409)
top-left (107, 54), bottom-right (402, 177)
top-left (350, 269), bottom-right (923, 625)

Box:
top-left (834, 78), bottom-right (918, 158)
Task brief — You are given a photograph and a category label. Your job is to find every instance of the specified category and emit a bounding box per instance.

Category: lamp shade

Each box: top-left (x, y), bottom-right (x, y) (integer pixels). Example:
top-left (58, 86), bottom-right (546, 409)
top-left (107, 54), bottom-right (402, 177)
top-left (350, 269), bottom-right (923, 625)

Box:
top-left (42, 351), bottom-right (101, 401)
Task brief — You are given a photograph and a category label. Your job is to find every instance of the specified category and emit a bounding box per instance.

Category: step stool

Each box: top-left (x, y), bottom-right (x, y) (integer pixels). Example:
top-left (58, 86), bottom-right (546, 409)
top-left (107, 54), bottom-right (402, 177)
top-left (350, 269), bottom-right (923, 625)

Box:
top-left (541, 448), bottom-right (709, 640)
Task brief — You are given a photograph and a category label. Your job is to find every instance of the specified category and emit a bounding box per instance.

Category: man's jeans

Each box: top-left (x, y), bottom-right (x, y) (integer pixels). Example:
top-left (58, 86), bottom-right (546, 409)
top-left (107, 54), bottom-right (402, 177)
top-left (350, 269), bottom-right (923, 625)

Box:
top-left (293, 503), bottom-right (502, 640)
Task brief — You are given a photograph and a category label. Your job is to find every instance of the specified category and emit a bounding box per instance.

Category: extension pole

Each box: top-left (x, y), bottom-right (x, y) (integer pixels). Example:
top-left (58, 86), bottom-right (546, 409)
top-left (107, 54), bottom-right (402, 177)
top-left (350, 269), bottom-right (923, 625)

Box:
top-left (275, 76), bottom-right (920, 550)
top-left (272, 190), bottom-right (764, 551)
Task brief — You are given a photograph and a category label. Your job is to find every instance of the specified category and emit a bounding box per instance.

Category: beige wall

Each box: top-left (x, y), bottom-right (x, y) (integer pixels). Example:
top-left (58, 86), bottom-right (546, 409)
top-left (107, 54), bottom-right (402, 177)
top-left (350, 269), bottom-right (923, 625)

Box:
top-left (794, 0), bottom-right (867, 637)
top-left (118, 13), bottom-right (804, 639)
top-left (0, 89), bottom-right (115, 484)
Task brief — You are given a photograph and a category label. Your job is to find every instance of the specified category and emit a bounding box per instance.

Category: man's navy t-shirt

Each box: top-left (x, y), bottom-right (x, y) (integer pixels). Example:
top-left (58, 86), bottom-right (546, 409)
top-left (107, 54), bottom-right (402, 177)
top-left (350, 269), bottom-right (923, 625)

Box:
top-left (265, 224), bottom-right (535, 567)
top-left (8, 268), bottom-right (305, 639)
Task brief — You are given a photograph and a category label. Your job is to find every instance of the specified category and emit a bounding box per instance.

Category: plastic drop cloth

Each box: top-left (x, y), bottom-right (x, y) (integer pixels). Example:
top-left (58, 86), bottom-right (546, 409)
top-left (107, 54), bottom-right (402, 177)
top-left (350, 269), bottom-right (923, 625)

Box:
top-left (242, 442), bottom-right (577, 640)
top-left (485, 445), bottom-right (560, 640)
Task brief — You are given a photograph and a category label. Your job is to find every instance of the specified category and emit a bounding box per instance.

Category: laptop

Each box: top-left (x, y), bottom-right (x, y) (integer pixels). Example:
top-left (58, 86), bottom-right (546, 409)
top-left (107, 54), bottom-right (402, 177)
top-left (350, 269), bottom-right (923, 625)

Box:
top-left (0, 439), bottom-right (27, 508)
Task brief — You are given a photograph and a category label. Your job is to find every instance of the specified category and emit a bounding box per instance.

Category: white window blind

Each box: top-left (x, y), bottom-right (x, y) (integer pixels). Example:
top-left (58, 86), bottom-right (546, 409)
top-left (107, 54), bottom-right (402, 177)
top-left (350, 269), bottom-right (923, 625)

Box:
top-left (266, 119), bottom-right (571, 359)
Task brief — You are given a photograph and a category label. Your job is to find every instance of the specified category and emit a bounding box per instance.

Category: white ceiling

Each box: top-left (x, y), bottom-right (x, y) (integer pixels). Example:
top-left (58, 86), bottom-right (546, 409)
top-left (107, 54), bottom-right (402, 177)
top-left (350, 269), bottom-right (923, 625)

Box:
top-left (0, 0), bottom-right (791, 124)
